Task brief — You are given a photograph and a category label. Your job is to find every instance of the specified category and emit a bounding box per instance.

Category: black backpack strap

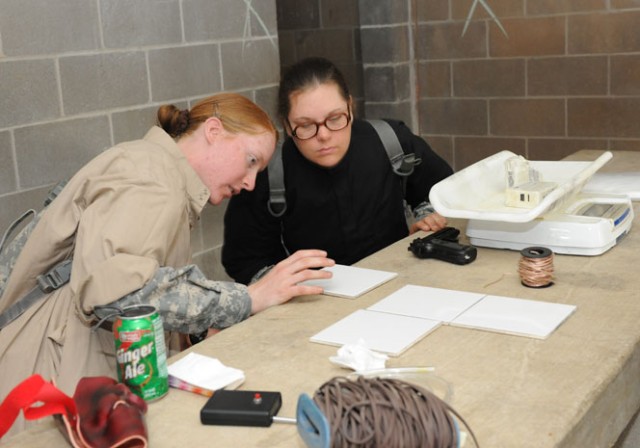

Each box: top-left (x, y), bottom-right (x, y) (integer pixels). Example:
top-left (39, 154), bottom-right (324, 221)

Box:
top-left (267, 142), bottom-right (287, 218)
top-left (366, 119), bottom-right (421, 177)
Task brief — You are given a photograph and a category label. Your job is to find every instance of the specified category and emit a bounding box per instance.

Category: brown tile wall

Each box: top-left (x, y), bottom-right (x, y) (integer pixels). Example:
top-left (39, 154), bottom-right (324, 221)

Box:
top-left (416, 0), bottom-right (640, 170)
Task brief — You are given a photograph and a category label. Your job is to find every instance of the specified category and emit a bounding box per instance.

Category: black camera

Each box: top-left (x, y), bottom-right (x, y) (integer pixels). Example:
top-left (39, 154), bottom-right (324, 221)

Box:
top-left (408, 227), bottom-right (477, 265)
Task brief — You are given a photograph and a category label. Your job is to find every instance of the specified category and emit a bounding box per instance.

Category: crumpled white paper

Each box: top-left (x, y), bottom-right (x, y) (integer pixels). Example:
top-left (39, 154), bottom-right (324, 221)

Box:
top-left (329, 338), bottom-right (388, 372)
top-left (168, 352), bottom-right (245, 392)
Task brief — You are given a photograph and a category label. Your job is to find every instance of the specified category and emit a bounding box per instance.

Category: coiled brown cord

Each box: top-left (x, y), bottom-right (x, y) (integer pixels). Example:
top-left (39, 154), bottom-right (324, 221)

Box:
top-left (313, 376), bottom-right (479, 448)
top-left (518, 247), bottom-right (554, 288)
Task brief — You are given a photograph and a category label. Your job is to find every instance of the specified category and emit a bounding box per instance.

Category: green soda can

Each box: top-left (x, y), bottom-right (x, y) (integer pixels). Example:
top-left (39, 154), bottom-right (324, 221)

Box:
top-left (113, 305), bottom-right (169, 401)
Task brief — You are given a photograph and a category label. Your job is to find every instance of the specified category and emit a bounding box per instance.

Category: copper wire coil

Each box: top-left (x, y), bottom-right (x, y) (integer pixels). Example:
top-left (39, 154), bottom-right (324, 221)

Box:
top-left (519, 246), bottom-right (554, 288)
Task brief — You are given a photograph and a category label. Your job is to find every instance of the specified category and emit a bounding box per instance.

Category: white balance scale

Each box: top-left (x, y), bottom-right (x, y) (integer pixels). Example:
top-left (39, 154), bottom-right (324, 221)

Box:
top-left (465, 193), bottom-right (633, 256)
top-left (429, 150), bottom-right (635, 256)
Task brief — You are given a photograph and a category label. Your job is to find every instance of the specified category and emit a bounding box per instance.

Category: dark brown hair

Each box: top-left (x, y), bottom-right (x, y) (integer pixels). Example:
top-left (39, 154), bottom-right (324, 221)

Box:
top-left (277, 57), bottom-right (351, 123)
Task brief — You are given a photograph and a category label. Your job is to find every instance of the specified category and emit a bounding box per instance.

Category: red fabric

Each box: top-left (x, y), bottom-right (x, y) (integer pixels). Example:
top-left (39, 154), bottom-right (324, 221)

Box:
top-left (72, 377), bottom-right (147, 448)
top-left (0, 375), bottom-right (147, 448)
top-left (0, 374), bottom-right (77, 438)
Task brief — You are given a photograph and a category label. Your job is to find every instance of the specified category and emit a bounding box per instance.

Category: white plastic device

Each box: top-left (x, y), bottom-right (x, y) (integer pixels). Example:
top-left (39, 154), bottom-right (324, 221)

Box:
top-left (465, 193), bottom-right (634, 255)
top-left (429, 150), bottom-right (634, 256)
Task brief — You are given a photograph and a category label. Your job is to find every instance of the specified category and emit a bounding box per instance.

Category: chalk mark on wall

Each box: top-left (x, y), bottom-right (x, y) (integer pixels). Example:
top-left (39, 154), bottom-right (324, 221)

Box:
top-left (242, 0), bottom-right (278, 57)
top-left (462, 0), bottom-right (508, 38)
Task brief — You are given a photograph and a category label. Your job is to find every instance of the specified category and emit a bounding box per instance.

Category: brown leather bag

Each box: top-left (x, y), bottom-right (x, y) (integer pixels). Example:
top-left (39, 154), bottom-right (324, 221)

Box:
top-left (0, 375), bottom-right (148, 447)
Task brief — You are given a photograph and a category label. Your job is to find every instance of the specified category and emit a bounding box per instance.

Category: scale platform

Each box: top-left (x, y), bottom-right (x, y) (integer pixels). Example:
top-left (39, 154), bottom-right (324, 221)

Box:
top-left (466, 193), bottom-right (634, 256)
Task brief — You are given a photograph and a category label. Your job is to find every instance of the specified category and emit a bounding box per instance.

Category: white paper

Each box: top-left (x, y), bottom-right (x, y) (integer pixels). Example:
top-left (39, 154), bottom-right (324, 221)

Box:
top-left (310, 309), bottom-right (441, 356)
top-left (168, 352), bottom-right (245, 391)
top-left (329, 339), bottom-right (388, 371)
top-left (301, 264), bottom-right (398, 299)
top-left (450, 295), bottom-right (576, 339)
top-left (367, 285), bottom-right (484, 322)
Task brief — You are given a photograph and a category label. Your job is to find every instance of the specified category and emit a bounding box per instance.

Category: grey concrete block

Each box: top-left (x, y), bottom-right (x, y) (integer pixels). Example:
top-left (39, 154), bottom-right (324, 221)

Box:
top-left (292, 29), bottom-right (356, 63)
top-left (364, 101), bottom-right (413, 125)
top-left (277, 31), bottom-right (297, 67)
top-left (276, 0), bottom-right (320, 31)
top-left (14, 116), bottom-right (111, 189)
top-left (361, 27), bottom-right (409, 63)
top-left (364, 66), bottom-right (395, 102)
top-left (249, 0), bottom-right (279, 37)
top-left (0, 60), bottom-right (60, 128)
top-left (0, 0), bottom-right (99, 56)
top-left (59, 52), bottom-right (149, 115)
top-left (112, 106), bottom-right (160, 145)
top-left (0, 131), bottom-right (16, 194)
top-left (322, 0), bottom-right (360, 27)
top-left (358, 0), bottom-right (408, 25)
top-left (101, 0), bottom-right (182, 48)
top-left (338, 62), bottom-right (364, 100)
top-left (221, 40), bottom-right (280, 91)
top-left (254, 85), bottom-right (279, 123)
top-left (149, 44), bottom-right (222, 102)
top-left (184, 0), bottom-right (251, 41)
top-left (364, 64), bottom-right (410, 102)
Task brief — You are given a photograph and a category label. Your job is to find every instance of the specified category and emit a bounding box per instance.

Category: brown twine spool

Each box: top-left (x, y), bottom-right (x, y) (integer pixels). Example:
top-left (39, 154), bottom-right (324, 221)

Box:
top-left (312, 376), bottom-right (479, 448)
top-left (518, 246), bottom-right (554, 288)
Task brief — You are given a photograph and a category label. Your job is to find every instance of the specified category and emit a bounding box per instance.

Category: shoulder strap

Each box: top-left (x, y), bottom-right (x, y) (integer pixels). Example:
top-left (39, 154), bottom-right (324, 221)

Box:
top-left (0, 180), bottom-right (71, 330)
top-left (0, 259), bottom-right (72, 330)
top-left (266, 120), bottom-right (422, 217)
top-left (267, 142), bottom-right (287, 217)
top-left (366, 119), bottom-right (421, 177)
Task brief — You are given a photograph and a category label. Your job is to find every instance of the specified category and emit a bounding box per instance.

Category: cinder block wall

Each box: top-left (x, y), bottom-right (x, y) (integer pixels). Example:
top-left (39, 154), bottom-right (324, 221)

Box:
top-left (276, 0), bottom-right (365, 113)
top-left (278, 1), bottom-right (640, 172)
top-left (414, 0), bottom-right (640, 170)
top-left (0, 0), bottom-right (280, 280)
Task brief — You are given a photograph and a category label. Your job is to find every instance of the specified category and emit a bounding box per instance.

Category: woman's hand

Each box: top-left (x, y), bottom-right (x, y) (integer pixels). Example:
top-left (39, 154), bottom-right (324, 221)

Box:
top-left (410, 212), bottom-right (448, 234)
top-left (247, 249), bottom-right (335, 314)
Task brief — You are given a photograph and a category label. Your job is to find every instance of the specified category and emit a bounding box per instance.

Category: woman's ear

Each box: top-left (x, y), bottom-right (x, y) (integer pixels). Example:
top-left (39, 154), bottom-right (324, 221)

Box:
top-left (203, 116), bottom-right (224, 145)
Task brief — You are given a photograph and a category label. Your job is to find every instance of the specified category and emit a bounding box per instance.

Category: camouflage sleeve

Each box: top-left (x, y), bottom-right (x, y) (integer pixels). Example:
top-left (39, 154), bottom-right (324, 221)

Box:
top-left (0, 209), bottom-right (39, 298)
top-left (249, 264), bottom-right (274, 284)
top-left (412, 201), bottom-right (436, 220)
top-left (101, 264), bottom-right (252, 334)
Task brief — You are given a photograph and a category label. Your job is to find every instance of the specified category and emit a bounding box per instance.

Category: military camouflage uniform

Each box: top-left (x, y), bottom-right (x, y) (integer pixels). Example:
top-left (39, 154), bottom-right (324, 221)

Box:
top-left (102, 265), bottom-right (251, 334)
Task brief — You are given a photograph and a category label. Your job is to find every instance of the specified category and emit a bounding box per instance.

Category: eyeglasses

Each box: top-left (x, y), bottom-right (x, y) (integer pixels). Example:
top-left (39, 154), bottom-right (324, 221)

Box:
top-left (289, 111), bottom-right (351, 140)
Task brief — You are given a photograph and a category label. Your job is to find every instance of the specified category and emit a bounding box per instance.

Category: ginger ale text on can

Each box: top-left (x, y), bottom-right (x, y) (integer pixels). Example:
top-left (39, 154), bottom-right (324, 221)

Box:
top-left (113, 305), bottom-right (168, 401)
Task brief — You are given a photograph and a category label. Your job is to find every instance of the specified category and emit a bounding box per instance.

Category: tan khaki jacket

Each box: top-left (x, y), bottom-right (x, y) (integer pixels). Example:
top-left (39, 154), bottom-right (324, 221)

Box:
top-left (0, 127), bottom-right (209, 435)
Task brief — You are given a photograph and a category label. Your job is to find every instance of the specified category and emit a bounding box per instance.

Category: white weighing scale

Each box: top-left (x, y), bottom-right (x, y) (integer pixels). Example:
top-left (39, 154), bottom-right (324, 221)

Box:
top-left (465, 193), bottom-right (633, 255)
top-left (429, 150), bottom-right (635, 256)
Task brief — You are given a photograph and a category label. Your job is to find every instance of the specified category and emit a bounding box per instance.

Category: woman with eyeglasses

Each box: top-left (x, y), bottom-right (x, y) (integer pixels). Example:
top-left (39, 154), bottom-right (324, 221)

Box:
top-left (222, 57), bottom-right (453, 285)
